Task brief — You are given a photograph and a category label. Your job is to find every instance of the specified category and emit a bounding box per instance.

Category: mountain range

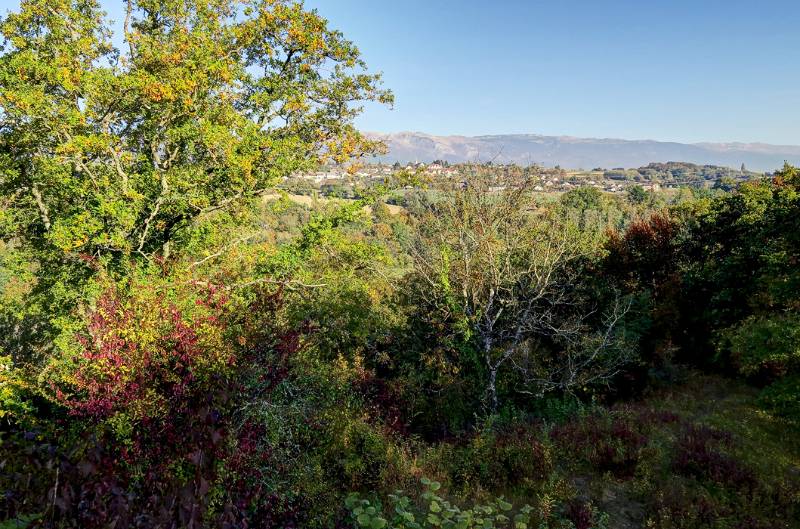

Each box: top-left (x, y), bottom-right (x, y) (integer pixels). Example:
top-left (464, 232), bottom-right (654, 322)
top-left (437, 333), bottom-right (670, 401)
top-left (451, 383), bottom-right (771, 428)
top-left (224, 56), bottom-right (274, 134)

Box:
top-left (366, 132), bottom-right (800, 172)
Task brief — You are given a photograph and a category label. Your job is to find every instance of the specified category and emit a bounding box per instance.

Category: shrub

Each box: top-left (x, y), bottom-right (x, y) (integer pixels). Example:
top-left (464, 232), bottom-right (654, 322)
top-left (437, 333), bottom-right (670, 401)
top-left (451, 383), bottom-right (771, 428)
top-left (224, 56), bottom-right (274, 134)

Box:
top-left (346, 479), bottom-right (539, 529)
top-left (672, 425), bottom-right (756, 491)
top-left (758, 376), bottom-right (800, 424)
top-left (564, 500), bottom-right (609, 529)
top-left (550, 413), bottom-right (648, 479)
top-left (0, 275), bottom-right (243, 528)
top-left (443, 426), bottom-right (554, 493)
top-left (54, 276), bottom-right (234, 446)
top-left (720, 313), bottom-right (800, 380)
top-left (647, 484), bottom-right (725, 529)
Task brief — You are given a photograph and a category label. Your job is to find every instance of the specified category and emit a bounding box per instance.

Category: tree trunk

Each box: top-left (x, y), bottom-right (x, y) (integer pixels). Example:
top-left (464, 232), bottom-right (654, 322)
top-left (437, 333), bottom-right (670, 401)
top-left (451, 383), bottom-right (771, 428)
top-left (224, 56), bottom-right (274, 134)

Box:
top-left (487, 366), bottom-right (498, 415)
top-left (483, 334), bottom-right (499, 414)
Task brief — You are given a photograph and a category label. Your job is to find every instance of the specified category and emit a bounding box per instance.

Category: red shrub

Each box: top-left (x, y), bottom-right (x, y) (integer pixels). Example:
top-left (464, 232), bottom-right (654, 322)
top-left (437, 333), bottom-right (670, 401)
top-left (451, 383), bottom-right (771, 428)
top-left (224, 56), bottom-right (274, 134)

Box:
top-left (551, 414), bottom-right (648, 479)
top-left (58, 280), bottom-right (232, 424)
top-left (21, 278), bottom-right (248, 527)
top-left (650, 484), bottom-right (725, 528)
top-left (673, 425), bottom-right (756, 491)
top-left (565, 500), bottom-right (596, 529)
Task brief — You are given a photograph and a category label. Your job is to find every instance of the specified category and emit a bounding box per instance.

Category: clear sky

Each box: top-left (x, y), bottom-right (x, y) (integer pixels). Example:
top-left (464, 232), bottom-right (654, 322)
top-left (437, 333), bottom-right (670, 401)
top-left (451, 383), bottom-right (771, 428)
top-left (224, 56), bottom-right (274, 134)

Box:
top-left (303, 0), bottom-right (800, 145)
top-left (3, 0), bottom-right (799, 144)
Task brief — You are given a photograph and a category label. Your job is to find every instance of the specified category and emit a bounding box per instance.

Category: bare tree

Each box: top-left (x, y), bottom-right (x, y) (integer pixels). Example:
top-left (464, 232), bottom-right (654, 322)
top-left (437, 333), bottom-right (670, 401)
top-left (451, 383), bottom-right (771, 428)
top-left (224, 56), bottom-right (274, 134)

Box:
top-left (407, 169), bottom-right (632, 413)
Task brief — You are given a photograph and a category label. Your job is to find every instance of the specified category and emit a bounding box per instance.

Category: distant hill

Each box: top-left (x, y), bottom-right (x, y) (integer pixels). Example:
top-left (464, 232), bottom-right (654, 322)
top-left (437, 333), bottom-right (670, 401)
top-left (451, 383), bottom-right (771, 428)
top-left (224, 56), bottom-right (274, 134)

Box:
top-left (366, 132), bottom-right (800, 172)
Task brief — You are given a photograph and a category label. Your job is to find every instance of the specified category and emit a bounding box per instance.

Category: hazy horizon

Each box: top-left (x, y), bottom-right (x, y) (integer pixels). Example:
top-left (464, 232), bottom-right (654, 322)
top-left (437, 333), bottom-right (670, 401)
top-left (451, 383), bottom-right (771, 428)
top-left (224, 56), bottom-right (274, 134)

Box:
top-left (365, 129), bottom-right (800, 148)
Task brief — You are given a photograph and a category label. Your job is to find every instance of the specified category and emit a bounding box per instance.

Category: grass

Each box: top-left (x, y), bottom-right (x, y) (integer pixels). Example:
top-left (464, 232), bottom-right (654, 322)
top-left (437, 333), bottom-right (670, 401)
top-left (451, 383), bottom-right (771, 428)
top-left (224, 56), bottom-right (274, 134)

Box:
top-left (580, 372), bottom-right (800, 528)
top-left (408, 371), bottom-right (800, 528)
top-left (643, 371), bottom-right (800, 473)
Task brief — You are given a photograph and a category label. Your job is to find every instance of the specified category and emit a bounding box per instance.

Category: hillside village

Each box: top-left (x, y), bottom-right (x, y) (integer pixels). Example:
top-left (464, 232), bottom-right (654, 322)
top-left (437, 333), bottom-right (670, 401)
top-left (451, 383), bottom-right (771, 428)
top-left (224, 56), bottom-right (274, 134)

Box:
top-left (293, 160), bottom-right (764, 195)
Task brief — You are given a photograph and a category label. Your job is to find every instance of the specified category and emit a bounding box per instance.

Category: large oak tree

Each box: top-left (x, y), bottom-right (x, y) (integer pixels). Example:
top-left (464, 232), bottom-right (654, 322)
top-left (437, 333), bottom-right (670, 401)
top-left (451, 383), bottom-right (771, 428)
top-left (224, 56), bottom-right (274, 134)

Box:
top-left (0, 0), bottom-right (391, 359)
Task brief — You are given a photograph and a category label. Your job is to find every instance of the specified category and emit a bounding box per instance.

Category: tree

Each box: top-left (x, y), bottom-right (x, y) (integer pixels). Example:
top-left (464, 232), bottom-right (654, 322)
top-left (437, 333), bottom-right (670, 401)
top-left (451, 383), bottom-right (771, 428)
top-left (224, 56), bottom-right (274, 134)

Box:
top-left (407, 172), bottom-right (631, 413)
top-left (626, 184), bottom-right (648, 205)
top-left (712, 176), bottom-right (738, 192)
top-left (0, 0), bottom-right (392, 358)
top-left (559, 185), bottom-right (624, 234)
top-left (0, 0), bottom-right (390, 264)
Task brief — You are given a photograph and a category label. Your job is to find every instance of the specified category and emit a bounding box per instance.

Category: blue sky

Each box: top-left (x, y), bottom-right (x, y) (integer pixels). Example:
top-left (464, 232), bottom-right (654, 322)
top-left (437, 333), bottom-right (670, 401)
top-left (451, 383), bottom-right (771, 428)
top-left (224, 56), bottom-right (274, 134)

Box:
top-left (304, 0), bottom-right (800, 144)
top-left (3, 0), bottom-right (799, 144)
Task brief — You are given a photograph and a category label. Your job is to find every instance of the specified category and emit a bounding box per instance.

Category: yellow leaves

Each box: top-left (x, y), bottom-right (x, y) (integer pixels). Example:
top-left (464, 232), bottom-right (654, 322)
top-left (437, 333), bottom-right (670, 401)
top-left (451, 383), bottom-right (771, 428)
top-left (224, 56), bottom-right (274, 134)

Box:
top-left (287, 25), bottom-right (304, 45)
top-left (0, 356), bottom-right (34, 420)
top-left (283, 96), bottom-right (308, 114)
top-left (175, 76), bottom-right (198, 94)
top-left (0, 92), bottom-right (19, 111)
top-left (326, 131), bottom-right (374, 166)
top-left (217, 63), bottom-right (236, 84)
top-left (56, 63), bottom-right (81, 91)
top-left (49, 211), bottom-right (102, 252)
top-left (142, 81), bottom-right (175, 103)
top-left (163, 51), bottom-right (185, 66)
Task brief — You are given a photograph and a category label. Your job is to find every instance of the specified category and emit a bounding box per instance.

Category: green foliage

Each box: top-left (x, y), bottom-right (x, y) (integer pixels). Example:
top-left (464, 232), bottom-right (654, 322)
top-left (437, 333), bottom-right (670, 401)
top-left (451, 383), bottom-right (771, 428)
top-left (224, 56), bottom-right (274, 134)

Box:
top-left (560, 186), bottom-right (604, 211)
top-left (0, 513), bottom-right (41, 529)
top-left (0, 355), bottom-right (33, 422)
top-left (346, 480), bottom-right (538, 529)
top-left (558, 186), bottom-right (627, 234)
top-left (614, 162), bottom-right (761, 185)
top-left (0, 0), bottom-right (392, 363)
top-left (1, 1), bottom-right (798, 520)
top-left (435, 426), bottom-right (555, 495)
top-left (758, 375), bottom-right (800, 424)
top-left (719, 312), bottom-right (800, 376)
top-left (0, 0), bottom-right (391, 262)
top-left (626, 185), bottom-right (648, 205)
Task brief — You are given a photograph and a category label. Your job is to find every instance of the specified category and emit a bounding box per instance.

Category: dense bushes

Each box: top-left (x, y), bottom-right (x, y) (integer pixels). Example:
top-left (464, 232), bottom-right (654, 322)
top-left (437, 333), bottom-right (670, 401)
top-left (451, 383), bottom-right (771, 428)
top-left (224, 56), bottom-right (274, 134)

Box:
top-left (671, 425), bottom-right (756, 491)
top-left (551, 414), bottom-right (649, 479)
top-left (3, 164), bottom-right (800, 527)
top-left (600, 166), bottom-right (800, 423)
top-left (428, 425), bottom-right (554, 495)
top-left (3, 172), bottom-right (800, 527)
top-left (0, 274), bottom-right (240, 527)
top-left (57, 277), bottom-right (232, 421)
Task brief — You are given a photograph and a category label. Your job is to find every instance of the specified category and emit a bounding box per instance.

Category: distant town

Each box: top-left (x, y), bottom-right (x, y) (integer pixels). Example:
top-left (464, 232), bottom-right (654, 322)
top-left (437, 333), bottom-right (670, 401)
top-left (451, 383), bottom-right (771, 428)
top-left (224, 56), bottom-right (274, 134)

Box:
top-left (291, 160), bottom-right (765, 195)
